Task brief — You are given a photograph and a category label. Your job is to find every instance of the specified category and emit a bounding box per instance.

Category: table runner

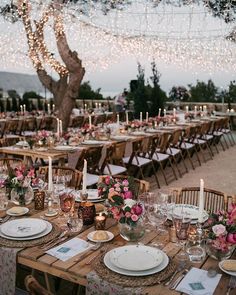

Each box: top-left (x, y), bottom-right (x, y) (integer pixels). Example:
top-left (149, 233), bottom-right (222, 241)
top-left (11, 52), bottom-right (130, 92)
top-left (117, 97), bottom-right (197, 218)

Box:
top-left (0, 247), bottom-right (21, 295)
top-left (86, 271), bottom-right (143, 295)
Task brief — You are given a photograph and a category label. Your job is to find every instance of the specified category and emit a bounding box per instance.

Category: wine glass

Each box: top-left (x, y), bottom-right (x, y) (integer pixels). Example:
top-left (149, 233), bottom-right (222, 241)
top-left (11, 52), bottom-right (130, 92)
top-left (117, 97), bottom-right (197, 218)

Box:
top-left (59, 193), bottom-right (75, 217)
top-left (173, 212), bottom-right (191, 264)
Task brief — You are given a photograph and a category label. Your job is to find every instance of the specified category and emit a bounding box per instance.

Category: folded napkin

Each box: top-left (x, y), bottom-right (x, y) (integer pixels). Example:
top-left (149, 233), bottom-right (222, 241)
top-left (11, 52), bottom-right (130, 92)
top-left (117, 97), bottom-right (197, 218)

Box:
top-left (176, 267), bottom-right (221, 295)
top-left (46, 238), bottom-right (94, 261)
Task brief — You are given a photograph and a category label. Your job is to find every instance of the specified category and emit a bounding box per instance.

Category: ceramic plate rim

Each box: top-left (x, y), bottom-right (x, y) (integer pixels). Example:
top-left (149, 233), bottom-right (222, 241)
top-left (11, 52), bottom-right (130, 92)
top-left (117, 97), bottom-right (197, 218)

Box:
top-left (219, 260), bottom-right (236, 277)
top-left (0, 220), bottom-right (52, 240)
top-left (104, 249), bottom-right (169, 276)
top-left (82, 140), bottom-right (102, 145)
top-left (87, 230), bottom-right (114, 243)
top-left (168, 204), bottom-right (208, 224)
top-left (54, 146), bottom-right (76, 151)
top-left (6, 207), bottom-right (29, 216)
top-left (109, 245), bottom-right (164, 271)
top-left (0, 218), bottom-right (47, 238)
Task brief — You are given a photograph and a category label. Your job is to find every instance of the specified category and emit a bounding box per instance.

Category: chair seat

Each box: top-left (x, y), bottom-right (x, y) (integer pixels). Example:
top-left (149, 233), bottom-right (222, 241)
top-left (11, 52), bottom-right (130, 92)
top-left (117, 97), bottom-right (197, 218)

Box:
top-left (213, 131), bottom-right (223, 136)
top-left (152, 153), bottom-right (169, 162)
top-left (203, 134), bottom-right (213, 140)
top-left (180, 142), bottom-right (194, 149)
top-left (167, 147), bottom-right (181, 156)
top-left (21, 131), bottom-right (37, 136)
top-left (103, 164), bottom-right (127, 175)
top-left (194, 138), bottom-right (206, 145)
top-left (123, 156), bottom-right (152, 167)
top-left (222, 128), bottom-right (231, 134)
top-left (86, 173), bottom-right (99, 186)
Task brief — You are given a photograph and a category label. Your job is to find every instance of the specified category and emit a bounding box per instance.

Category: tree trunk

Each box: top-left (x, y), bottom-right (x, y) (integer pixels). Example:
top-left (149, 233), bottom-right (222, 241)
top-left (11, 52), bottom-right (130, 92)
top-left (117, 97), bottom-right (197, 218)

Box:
top-left (18, 0), bottom-right (85, 131)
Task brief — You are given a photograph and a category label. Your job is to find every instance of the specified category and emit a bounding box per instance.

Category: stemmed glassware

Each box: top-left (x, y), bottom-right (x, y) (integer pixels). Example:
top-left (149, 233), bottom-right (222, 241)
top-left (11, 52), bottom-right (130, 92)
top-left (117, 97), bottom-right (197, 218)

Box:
top-left (173, 212), bottom-right (191, 263)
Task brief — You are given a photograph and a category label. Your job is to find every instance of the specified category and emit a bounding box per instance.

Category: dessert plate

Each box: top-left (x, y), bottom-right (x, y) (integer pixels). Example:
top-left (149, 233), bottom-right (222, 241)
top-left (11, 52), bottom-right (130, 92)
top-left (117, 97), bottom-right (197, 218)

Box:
top-left (169, 204), bottom-right (208, 224)
top-left (219, 260), bottom-right (236, 277)
top-left (87, 231), bottom-right (114, 243)
top-left (6, 207), bottom-right (29, 216)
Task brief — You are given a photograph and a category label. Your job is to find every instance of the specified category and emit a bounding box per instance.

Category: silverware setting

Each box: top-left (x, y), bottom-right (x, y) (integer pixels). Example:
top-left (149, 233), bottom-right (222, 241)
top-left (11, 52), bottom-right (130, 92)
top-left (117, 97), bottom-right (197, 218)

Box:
top-left (226, 276), bottom-right (236, 295)
top-left (0, 215), bottom-right (11, 223)
top-left (85, 244), bottom-right (109, 265)
top-left (73, 242), bottom-right (102, 263)
top-left (170, 268), bottom-right (190, 290)
top-left (40, 230), bottom-right (68, 250)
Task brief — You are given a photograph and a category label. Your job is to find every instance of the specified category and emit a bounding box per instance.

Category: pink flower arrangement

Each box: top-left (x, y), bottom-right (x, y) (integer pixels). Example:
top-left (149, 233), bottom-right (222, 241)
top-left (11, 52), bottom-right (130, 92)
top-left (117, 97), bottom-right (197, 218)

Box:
top-left (8, 164), bottom-right (38, 190)
top-left (206, 206), bottom-right (236, 252)
top-left (35, 130), bottom-right (52, 144)
top-left (97, 176), bottom-right (143, 226)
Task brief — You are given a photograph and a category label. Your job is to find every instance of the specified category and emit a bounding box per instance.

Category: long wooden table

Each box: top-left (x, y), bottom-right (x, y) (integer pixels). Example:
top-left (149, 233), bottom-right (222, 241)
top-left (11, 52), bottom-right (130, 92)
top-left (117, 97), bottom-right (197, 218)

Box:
top-left (4, 207), bottom-right (234, 294)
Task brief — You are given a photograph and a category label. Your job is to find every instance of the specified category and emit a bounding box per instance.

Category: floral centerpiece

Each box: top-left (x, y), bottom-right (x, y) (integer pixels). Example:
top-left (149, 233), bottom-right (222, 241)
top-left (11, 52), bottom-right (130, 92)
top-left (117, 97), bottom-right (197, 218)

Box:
top-left (98, 176), bottom-right (145, 241)
top-left (205, 206), bottom-right (236, 260)
top-left (35, 130), bottom-right (52, 147)
top-left (7, 165), bottom-right (38, 205)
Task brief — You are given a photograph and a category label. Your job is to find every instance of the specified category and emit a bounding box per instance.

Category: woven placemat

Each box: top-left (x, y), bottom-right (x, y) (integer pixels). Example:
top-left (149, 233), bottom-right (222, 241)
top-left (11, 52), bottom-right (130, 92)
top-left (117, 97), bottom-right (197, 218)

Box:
top-left (94, 254), bottom-right (176, 287)
top-left (0, 223), bottom-right (61, 248)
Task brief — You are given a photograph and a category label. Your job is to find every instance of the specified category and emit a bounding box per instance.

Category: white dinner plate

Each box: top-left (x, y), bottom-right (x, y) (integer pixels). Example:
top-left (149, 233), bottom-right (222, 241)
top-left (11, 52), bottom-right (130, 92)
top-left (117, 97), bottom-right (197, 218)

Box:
top-left (111, 135), bottom-right (131, 141)
top-left (54, 145), bottom-right (76, 151)
top-left (82, 140), bottom-right (103, 145)
top-left (87, 231), bottom-right (114, 243)
top-left (219, 260), bottom-right (236, 277)
top-left (169, 204), bottom-right (208, 224)
top-left (0, 218), bottom-right (47, 238)
top-left (146, 129), bottom-right (159, 133)
top-left (0, 220), bottom-right (52, 240)
top-left (104, 248), bottom-right (169, 276)
top-left (6, 207), bottom-right (29, 216)
top-left (109, 245), bottom-right (164, 271)
top-left (130, 131), bottom-right (146, 136)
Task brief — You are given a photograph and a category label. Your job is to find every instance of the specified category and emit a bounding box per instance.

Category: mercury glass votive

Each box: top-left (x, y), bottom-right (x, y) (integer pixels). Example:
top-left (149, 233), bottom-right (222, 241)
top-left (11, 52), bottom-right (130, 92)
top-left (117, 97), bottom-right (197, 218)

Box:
top-left (94, 214), bottom-right (106, 230)
top-left (34, 191), bottom-right (45, 210)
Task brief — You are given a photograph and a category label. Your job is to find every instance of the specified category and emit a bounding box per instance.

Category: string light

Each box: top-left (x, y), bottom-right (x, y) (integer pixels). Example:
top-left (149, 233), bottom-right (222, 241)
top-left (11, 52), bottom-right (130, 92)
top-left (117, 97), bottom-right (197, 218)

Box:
top-left (0, 0), bottom-right (236, 75)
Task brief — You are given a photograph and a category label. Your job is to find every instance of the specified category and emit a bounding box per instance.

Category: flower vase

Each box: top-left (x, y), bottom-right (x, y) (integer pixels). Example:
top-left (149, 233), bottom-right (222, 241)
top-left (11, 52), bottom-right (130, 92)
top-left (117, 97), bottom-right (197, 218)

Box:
top-left (205, 239), bottom-right (235, 261)
top-left (119, 218), bottom-right (145, 242)
top-left (11, 186), bottom-right (34, 206)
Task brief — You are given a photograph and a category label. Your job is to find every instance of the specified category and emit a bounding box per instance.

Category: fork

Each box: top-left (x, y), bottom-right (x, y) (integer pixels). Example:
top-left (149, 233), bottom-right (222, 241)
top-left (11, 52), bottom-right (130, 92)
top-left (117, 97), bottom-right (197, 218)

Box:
top-left (0, 215), bottom-right (11, 223)
top-left (226, 276), bottom-right (236, 295)
top-left (170, 268), bottom-right (190, 290)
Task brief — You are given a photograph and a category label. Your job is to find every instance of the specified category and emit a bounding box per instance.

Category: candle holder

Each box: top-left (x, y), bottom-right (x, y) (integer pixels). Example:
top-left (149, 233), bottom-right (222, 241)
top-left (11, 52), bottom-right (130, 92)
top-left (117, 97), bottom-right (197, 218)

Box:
top-left (94, 214), bottom-right (106, 230)
top-left (80, 192), bottom-right (88, 202)
top-left (34, 191), bottom-right (45, 210)
top-left (45, 191), bottom-right (58, 217)
top-left (78, 201), bottom-right (95, 225)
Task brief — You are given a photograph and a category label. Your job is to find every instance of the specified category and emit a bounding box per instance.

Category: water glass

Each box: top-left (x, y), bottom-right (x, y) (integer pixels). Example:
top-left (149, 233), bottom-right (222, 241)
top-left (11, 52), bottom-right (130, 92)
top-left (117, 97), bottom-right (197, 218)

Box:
top-left (68, 215), bottom-right (83, 233)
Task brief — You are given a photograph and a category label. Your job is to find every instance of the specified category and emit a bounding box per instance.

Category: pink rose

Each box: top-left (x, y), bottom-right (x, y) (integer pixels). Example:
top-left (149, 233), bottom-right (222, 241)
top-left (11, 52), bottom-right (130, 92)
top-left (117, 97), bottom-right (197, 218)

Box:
top-left (132, 204), bottom-right (143, 216)
top-left (105, 176), bottom-right (111, 185)
top-left (122, 179), bottom-right (129, 186)
top-left (131, 214), bottom-right (138, 222)
top-left (123, 187), bottom-right (129, 192)
top-left (27, 169), bottom-right (35, 178)
top-left (227, 233), bottom-right (236, 244)
top-left (212, 224), bottom-right (226, 237)
top-left (125, 212), bottom-right (132, 218)
top-left (123, 191), bottom-right (133, 199)
top-left (109, 187), bottom-right (114, 193)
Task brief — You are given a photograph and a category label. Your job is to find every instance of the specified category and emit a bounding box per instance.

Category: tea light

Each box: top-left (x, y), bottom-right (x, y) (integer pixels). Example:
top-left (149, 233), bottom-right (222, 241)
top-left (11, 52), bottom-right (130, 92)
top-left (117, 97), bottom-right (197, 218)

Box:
top-left (94, 213), bottom-right (106, 230)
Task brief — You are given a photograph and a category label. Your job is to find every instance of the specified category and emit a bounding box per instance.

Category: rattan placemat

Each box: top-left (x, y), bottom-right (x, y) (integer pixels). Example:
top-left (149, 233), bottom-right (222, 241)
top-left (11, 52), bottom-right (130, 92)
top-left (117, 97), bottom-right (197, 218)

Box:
top-left (94, 254), bottom-right (176, 287)
top-left (0, 223), bottom-right (61, 248)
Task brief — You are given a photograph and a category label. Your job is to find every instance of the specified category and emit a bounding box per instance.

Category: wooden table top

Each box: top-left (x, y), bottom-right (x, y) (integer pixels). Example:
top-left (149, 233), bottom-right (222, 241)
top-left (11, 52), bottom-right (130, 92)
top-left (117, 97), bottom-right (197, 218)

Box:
top-left (2, 207), bottom-right (233, 294)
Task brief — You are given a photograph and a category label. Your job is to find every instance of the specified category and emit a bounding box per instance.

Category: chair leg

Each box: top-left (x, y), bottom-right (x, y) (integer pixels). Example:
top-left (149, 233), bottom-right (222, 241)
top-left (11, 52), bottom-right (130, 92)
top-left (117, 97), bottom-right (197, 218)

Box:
top-left (169, 158), bottom-right (178, 180)
top-left (198, 144), bottom-right (206, 163)
top-left (159, 161), bottom-right (168, 185)
top-left (151, 161), bottom-right (160, 188)
top-left (180, 151), bottom-right (188, 174)
top-left (185, 149), bottom-right (195, 170)
top-left (222, 134), bottom-right (229, 149)
top-left (44, 273), bottom-right (51, 293)
top-left (205, 142), bottom-right (213, 160)
top-left (229, 132), bottom-right (236, 145)
top-left (193, 146), bottom-right (201, 167)
top-left (172, 155), bottom-right (182, 177)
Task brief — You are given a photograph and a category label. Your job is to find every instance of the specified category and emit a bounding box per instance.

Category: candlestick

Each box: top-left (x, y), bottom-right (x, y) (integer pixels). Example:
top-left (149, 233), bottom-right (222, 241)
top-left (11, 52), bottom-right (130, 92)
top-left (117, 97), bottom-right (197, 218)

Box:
top-left (99, 103), bottom-right (101, 109)
top-left (163, 109), bottom-right (166, 117)
top-left (186, 106), bottom-right (189, 113)
top-left (89, 115), bottom-right (92, 129)
top-left (20, 105), bottom-right (23, 113)
top-left (84, 103), bottom-right (87, 110)
top-left (59, 120), bottom-right (63, 135)
top-left (82, 159), bottom-right (87, 193)
top-left (117, 114), bottom-right (120, 126)
top-left (126, 111), bottom-right (129, 125)
top-left (146, 112), bottom-right (148, 123)
top-left (140, 112), bottom-right (142, 122)
top-left (173, 108), bottom-right (176, 117)
top-left (52, 104), bottom-right (55, 112)
top-left (199, 106), bottom-right (202, 112)
top-left (158, 108), bottom-right (161, 117)
top-left (95, 102), bottom-right (98, 109)
top-left (23, 104), bottom-right (26, 113)
top-left (56, 118), bottom-right (60, 138)
top-left (198, 179), bottom-right (204, 223)
top-left (48, 103), bottom-right (51, 114)
top-left (48, 156), bottom-right (53, 192)
top-left (194, 106), bottom-right (197, 117)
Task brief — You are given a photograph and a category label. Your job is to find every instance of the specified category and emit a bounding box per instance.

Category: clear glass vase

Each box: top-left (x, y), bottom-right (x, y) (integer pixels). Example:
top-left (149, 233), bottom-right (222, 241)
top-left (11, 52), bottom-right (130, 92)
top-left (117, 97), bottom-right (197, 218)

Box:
top-left (205, 239), bottom-right (235, 261)
top-left (119, 218), bottom-right (145, 242)
top-left (11, 186), bottom-right (34, 206)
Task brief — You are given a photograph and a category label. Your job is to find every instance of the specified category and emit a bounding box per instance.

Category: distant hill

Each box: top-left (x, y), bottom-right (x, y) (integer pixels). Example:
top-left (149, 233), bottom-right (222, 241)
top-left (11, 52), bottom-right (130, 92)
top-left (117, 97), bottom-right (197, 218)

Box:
top-left (0, 71), bottom-right (45, 96)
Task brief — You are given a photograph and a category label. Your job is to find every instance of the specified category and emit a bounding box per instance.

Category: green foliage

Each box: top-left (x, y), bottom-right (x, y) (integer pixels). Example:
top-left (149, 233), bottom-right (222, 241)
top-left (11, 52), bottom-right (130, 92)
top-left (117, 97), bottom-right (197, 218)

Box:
top-left (169, 86), bottom-right (190, 101)
top-left (130, 62), bottom-right (166, 117)
top-left (79, 81), bottom-right (104, 103)
top-left (7, 89), bottom-right (20, 100)
top-left (6, 98), bottom-right (11, 111)
top-left (188, 80), bottom-right (218, 102)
